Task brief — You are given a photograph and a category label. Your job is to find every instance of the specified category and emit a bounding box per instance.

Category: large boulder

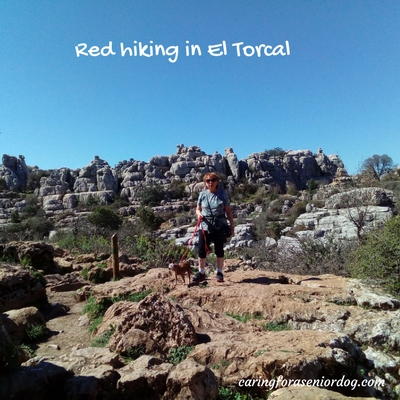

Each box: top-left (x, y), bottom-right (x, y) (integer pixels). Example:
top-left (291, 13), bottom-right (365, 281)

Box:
top-left (95, 293), bottom-right (197, 359)
top-left (163, 359), bottom-right (218, 400)
top-left (0, 263), bottom-right (46, 313)
top-left (1, 306), bottom-right (46, 343)
top-left (1, 241), bottom-right (55, 271)
top-left (117, 355), bottom-right (174, 398)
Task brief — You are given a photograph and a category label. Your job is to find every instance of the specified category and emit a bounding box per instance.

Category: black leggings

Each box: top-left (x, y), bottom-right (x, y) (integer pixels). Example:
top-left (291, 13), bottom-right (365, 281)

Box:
top-left (198, 231), bottom-right (225, 259)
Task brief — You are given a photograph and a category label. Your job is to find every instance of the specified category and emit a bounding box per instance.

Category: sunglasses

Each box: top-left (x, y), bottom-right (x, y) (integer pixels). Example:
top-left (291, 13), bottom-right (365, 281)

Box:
top-left (206, 178), bottom-right (217, 183)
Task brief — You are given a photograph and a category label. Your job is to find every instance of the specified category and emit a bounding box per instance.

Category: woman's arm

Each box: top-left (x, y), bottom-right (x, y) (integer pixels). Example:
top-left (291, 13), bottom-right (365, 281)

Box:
top-left (225, 205), bottom-right (234, 235)
top-left (196, 205), bottom-right (203, 220)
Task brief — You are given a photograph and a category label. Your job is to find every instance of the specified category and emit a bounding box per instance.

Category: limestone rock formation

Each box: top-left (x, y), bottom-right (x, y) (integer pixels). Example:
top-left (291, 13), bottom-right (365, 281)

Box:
top-left (0, 154), bottom-right (29, 191)
top-left (0, 263), bottom-right (46, 313)
top-left (294, 188), bottom-right (395, 240)
top-left (73, 156), bottom-right (118, 193)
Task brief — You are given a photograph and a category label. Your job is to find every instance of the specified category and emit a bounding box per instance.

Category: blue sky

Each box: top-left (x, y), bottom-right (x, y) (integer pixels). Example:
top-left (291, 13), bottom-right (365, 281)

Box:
top-left (1, 1), bottom-right (399, 174)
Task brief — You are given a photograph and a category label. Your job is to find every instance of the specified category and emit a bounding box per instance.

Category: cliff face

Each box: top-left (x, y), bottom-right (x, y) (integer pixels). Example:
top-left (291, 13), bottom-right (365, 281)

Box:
top-left (0, 144), bottom-right (346, 197)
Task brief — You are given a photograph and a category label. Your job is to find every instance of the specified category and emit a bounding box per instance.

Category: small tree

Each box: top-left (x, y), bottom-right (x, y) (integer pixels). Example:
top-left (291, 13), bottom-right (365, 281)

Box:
top-left (349, 215), bottom-right (400, 297)
top-left (139, 185), bottom-right (165, 207)
top-left (87, 207), bottom-right (123, 232)
top-left (136, 206), bottom-right (162, 231)
top-left (360, 154), bottom-right (395, 180)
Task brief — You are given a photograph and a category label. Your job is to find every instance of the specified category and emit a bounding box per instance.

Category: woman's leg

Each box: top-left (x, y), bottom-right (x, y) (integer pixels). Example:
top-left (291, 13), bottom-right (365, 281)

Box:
top-left (193, 231), bottom-right (209, 282)
top-left (215, 238), bottom-right (225, 282)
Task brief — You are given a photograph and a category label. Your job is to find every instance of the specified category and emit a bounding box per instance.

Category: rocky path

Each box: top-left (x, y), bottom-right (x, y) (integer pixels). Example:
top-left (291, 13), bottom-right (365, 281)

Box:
top-left (35, 290), bottom-right (91, 359)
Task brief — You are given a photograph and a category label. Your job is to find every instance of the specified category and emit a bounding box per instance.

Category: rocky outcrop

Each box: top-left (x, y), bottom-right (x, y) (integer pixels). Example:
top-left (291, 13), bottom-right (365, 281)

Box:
top-left (325, 187), bottom-right (395, 209)
top-left (73, 156), bottom-right (118, 193)
top-left (244, 148), bottom-right (343, 189)
top-left (293, 188), bottom-right (395, 240)
top-left (72, 268), bottom-right (399, 398)
top-left (0, 154), bottom-right (29, 191)
top-left (96, 293), bottom-right (198, 359)
top-left (1, 146), bottom-right (346, 217)
top-left (1, 241), bottom-right (55, 269)
top-left (0, 263), bottom-right (46, 313)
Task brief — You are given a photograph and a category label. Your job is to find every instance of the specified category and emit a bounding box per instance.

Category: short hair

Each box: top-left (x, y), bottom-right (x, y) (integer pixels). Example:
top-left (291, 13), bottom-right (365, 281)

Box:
top-left (203, 172), bottom-right (219, 184)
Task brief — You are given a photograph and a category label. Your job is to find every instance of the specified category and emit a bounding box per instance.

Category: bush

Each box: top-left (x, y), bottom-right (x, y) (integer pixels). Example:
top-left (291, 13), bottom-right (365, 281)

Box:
top-left (264, 147), bottom-right (286, 158)
top-left (90, 325), bottom-right (116, 347)
top-left (349, 215), bottom-right (400, 297)
top-left (168, 345), bottom-right (194, 365)
top-left (136, 206), bottom-right (162, 231)
top-left (307, 178), bottom-right (319, 193)
top-left (168, 180), bottom-right (187, 200)
top-left (237, 235), bottom-right (354, 277)
top-left (26, 324), bottom-right (48, 341)
top-left (26, 170), bottom-right (50, 191)
top-left (52, 229), bottom-right (111, 255)
top-left (84, 195), bottom-right (101, 210)
top-left (87, 206), bottom-right (123, 231)
top-left (126, 234), bottom-right (191, 268)
top-left (139, 185), bottom-right (165, 207)
top-left (4, 216), bottom-right (54, 241)
top-left (231, 181), bottom-right (262, 203)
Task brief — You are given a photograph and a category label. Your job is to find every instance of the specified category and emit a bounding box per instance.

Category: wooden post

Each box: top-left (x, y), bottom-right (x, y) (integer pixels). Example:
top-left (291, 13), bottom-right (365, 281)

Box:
top-left (112, 233), bottom-right (119, 280)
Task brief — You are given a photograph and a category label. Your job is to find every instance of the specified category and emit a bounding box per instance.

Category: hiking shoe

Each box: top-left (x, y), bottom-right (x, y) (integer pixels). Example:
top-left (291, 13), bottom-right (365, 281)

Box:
top-left (216, 272), bottom-right (224, 282)
top-left (192, 272), bottom-right (206, 283)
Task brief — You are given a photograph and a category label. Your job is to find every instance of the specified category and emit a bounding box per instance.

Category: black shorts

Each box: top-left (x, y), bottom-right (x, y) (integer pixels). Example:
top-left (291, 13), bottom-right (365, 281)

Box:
top-left (198, 230), bottom-right (225, 258)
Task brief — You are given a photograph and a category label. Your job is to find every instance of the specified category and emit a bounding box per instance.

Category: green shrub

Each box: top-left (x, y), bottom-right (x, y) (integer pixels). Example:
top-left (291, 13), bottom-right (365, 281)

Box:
top-left (26, 324), bottom-right (48, 341)
top-left (2, 343), bottom-right (35, 370)
top-left (136, 206), bottom-right (162, 231)
top-left (127, 234), bottom-right (193, 268)
top-left (264, 147), bottom-right (286, 158)
top-left (87, 206), bottom-right (123, 231)
top-left (168, 180), bottom-right (187, 199)
top-left (52, 228), bottom-right (111, 254)
top-left (26, 170), bottom-right (50, 191)
top-left (123, 345), bottom-right (146, 362)
top-left (349, 215), bottom-right (400, 297)
top-left (226, 313), bottom-right (252, 323)
top-left (90, 325), bottom-right (116, 347)
top-left (231, 181), bottom-right (262, 203)
top-left (218, 386), bottom-right (261, 400)
top-left (10, 210), bottom-right (20, 223)
top-left (236, 235), bottom-right (354, 277)
top-left (5, 216), bottom-right (54, 241)
top-left (168, 345), bottom-right (194, 365)
top-left (307, 178), bottom-right (319, 193)
top-left (110, 193), bottom-right (130, 210)
top-left (264, 321), bottom-right (291, 331)
top-left (83, 194), bottom-right (101, 210)
top-left (139, 185), bottom-right (165, 207)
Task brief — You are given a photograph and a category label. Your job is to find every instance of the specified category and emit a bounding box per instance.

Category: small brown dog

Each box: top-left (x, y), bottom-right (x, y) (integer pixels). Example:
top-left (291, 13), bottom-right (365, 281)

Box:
top-left (168, 261), bottom-right (191, 286)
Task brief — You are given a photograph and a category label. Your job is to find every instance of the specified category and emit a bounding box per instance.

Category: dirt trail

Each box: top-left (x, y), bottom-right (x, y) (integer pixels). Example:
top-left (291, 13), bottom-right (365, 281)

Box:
top-left (35, 290), bottom-right (92, 358)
